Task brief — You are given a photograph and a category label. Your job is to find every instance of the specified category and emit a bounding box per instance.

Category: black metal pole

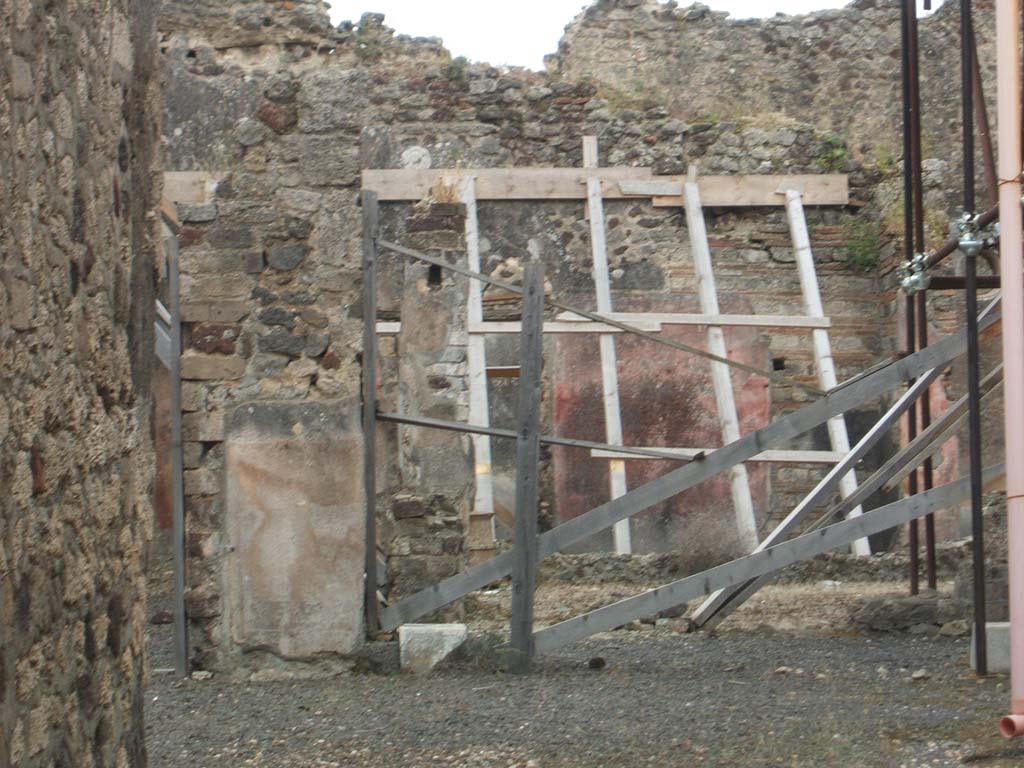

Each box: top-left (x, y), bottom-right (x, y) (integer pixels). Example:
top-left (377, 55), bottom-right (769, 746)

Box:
top-left (902, 0), bottom-right (920, 595)
top-left (962, 0), bottom-right (988, 676)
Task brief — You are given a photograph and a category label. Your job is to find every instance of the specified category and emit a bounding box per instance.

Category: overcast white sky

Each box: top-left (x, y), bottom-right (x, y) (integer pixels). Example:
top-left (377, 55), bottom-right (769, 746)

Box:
top-left (328, 0), bottom-right (940, 70)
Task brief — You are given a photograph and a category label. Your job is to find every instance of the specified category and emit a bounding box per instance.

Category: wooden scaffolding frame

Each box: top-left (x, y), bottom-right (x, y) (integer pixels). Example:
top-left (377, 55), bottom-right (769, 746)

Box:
top-left (366, 137), bottom-right (864, 560)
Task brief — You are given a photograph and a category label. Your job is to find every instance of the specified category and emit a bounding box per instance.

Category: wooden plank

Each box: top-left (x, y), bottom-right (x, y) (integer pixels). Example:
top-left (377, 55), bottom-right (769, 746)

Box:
top-left (591, 448), bottom-right (846, 463)
top-left (786, 190), bottom-right (870, 556)
top-left (460, 179), bottom-right (496, 550)
top-left (531, 467), bottom-right (1002, 655)
top-left (160, 198), bottom-right (182, 232)
top-left (585, 136), bottom-right (632, 555)
top-left (651, 174), bottom-right (849, 207)
top-left (375, 298), bottom-right (1000, 632)
top-left (471, 321), bottom-right (664, 334)
top-left (690, 367), bottom-right (944, 629)
top-left (362, 169), bottom-right (848, 206)
top-left (361, 191), bottom-right (380, 635)
top-left (555, 311), bottom-right (832, 329)
top-left (154, 321), bottom-right (172, 370)
top-left (684, 180), bottom-right (758, 549)
top-left (362, 167), bottom-right (653, 201)
top-left (486, 366), bottom-right (521, 378)
top-left (510, 263), bottom-right (544, 667)
top-left (163, 222), bottom-right (189, 678)
top-left (379, 321), bottom-right (664, 335)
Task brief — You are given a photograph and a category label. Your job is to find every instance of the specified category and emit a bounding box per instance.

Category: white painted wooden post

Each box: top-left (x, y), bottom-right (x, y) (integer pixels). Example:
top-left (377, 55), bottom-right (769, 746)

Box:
top-left (784, 189), bottom-right (871, 556)
top-left (683, 180), bottom-right (760, 550)
top-left (584, 136), bottom-right (632, 554)
top-left (460, 178), bottom-right (498, 557)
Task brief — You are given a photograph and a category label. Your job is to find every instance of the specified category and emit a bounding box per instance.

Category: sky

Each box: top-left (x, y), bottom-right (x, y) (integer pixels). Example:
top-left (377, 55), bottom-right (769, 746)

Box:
top-left (328, 0), bottom-right (942, 70)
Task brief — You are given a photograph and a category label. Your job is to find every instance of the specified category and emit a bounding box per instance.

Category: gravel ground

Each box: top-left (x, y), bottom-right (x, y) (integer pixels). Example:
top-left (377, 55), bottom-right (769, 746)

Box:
top-left (145, 579), bottom-right (1024, 768)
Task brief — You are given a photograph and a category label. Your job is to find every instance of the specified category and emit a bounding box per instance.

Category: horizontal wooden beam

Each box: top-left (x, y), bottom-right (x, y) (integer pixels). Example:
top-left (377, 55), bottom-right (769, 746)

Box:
top-left (531, 466), bottom-right (1002, 654)
top-left (363, 169), bottom-right (848, 206)
top-left (362, 167), bottom-right (652, 201)
top-left (649, 174), bottom-right (849, 207)
top-left (555, 311), bottom-right (831, 329)
top-left (375, 320), bottom-right (665, 335)
top-left (591, 447), bottom-right (846, 464)
top-left (486, 366), bottom-right (521, 378)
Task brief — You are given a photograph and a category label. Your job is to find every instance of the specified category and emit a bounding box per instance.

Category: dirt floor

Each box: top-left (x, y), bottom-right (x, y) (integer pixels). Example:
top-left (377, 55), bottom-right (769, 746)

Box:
top-left (144, 574), bottom-right (1024, 768)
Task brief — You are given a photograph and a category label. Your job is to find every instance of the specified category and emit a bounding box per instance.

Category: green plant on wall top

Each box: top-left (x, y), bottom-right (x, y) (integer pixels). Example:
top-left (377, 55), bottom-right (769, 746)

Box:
top-left (841, 218), bottom-right (883, 270)
top-left (817, 135), bottom-right (847, 172)
top-left (446, 55), bottom-right (469, 84)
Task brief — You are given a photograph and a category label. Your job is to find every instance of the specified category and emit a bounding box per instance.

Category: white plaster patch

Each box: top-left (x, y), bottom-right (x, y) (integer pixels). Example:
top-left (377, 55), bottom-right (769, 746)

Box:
top-left (401, 146), bottom-right (432, 170)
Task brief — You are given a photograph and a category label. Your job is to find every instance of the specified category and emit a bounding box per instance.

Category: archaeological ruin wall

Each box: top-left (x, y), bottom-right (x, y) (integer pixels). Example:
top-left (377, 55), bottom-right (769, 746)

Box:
top-left (157, 0), bottom-right (991, 670)
top-left (1, 0), bottom-right (160, 765)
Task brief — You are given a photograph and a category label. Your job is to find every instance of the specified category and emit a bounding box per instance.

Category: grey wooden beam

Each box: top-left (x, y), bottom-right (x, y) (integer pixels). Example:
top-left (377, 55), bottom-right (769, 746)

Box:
top-left (163, 222), bottom-right (189, 679)
top-left (509, 263), bottom-right (544, 668)
top-left (691, 366), bottom-right (944, 628)
top-left (532, 465), bottom-right (1004, 654)
top-left (362, 191), bottom-right (380, 636)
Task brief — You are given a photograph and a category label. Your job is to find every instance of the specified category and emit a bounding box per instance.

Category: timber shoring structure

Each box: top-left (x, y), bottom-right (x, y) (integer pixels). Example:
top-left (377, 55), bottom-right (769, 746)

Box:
top-left (360, 182), bottom-right (1003, 661)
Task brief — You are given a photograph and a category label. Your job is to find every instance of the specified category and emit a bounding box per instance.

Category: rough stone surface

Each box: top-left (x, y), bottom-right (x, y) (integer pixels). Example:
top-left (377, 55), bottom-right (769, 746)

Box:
top-left (223, 401), bottom-right (365, 664)
top-left (398, 624), bottom-right (468, 674)
top-left (1, 0), bottom-right (160, 764)
top-left (157, 0), bottom-right (984, 668)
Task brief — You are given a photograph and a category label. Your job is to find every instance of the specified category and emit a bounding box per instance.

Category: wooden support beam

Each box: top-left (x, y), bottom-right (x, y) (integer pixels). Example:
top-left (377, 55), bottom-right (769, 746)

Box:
top-left (585, 136), bottom-right (632, 554)
top-left (164, 222), bottom-right (189, 679)
top-left (690, 367), bottom-right (944, 629)
top-left (648, 174), bottom-right (849, 207)
top-left (509, 263), bottom-right (544, 668)
top-left (684, 179), bottom-right (758, 549)
top-left (361, 191), bottom-right (380, 636)
top-left (362, 170), bottom-right (849, 206)
top-left (461, 179), bottom-right (497, 554)
top-left (531, 467), bottom-right (1002, 654)
top-left (555, 311), bottom-right (832, 329)
top-left (786, 189), bottom-right (870, 556)
top-left (591, 448), bottom-right (847, 464)
top-left (375, 297), bottom-right (1000, 632)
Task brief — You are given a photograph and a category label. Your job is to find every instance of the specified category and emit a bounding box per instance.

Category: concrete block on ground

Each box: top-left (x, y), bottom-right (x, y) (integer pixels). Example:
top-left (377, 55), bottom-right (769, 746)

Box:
top-left (398, 624), bottom-right (468, 673)
top-left (225, 400), bottom-right (364, 659)
top-left (972, 621), bottom-right (1011, 673)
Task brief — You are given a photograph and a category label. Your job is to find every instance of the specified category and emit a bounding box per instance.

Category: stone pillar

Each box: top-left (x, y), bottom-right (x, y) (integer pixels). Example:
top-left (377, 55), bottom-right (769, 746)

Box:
top-left (387, 200), bottom-right (472, 598)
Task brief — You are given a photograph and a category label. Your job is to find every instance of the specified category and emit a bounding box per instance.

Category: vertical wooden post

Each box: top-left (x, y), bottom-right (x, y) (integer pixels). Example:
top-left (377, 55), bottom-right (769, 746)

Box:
top-left (460, 178), bottom-right (498, 561)
top-left (165, 221), bottom-right (189, 678)
top-left (510, 261), bottom-right (544, 668)
top-left (362, 190), bottom-right (380, 636)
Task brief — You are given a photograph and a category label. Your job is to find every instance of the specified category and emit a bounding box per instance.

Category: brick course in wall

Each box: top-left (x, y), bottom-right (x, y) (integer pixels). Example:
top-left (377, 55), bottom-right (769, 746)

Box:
top-left (1, 0), bottom-right (160, 765)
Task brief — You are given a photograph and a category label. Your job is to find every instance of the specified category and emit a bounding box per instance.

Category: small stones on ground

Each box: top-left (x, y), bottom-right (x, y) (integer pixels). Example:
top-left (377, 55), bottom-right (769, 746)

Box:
top-left (150, 610), bottom-right (173, 625)
top-left (192, 670), bottom-right (214, 681)
top-left (774, 665), bottom-right (793, 674)
top-left (911, 669), bottom-right (930, 681)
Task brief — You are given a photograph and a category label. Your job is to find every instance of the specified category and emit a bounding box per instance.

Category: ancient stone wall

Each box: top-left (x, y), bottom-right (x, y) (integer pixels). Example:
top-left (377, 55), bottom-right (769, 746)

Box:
top-left (158, 1), bottom-right (985, 668)
top-left (1, 0), bottom-right (159, 765)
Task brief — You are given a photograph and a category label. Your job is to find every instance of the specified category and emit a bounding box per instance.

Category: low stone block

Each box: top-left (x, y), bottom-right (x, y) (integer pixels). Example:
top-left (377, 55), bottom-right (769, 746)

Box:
top-left (181, 353), bottom-right (246, 381)
top-left (398, 624), bottom-right (468, 674)
top-left (972, 622), bottom-right (1011, 673)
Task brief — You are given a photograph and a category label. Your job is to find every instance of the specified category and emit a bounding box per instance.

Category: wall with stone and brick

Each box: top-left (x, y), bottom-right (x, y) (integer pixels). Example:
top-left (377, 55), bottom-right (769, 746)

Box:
top-left (1, 0), bottom-right (160, 765)
top-left (158, 0), bottom-right (991, 668)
